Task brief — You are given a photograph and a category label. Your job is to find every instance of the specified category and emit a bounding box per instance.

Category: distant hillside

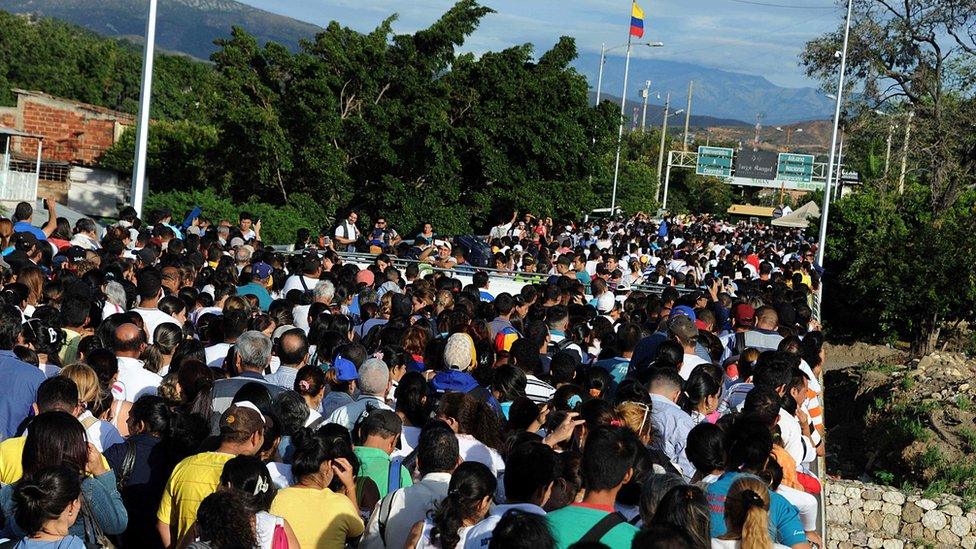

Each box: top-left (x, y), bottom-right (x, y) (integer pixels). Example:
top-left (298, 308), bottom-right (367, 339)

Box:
top-left (590, 91), bottom-right (750, 128)
top-left (0, 0), bottom-right (322, 59)
top-left (575, 54), bottom-right (834, 125)
top-left (706, 119), bottom-right (834, 154)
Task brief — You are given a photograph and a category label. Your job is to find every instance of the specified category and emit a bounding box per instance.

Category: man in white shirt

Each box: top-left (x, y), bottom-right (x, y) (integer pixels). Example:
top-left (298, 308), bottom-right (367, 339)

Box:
top-left (131, 268), bottom-right (180, 344)
top-left (489, 211), bottom-right (517, 240)
top-left (669, 315), bottom-right (708, 380)
top-left (361, 425), bottom-right (459, 549)
top-left (326, 358), bottom-right (391, 430)
top-left (204, 310), bottom-right (249, 368)
top-left (282, 255), bottom-right (322, 296)
top-left (293, 280), bottom-right (335, 333)
top-left (461, 441), bottom-right (557, 548)
top-left (334, 210), bottom-right (361, 252)
top-left (111, 323), bottom-right (162, 403)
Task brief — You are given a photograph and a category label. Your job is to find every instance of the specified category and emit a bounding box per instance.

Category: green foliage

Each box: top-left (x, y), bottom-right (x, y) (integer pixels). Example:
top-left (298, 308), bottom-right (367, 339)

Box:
top-left (0, 11), bottom-right (212, 120)
top-left (823, 184), bottom-right (976, 349)
top-left (144, 189), bottom-right (333, 245)
top-left (874, 470), bottom-right (895, 485)
top-left (98, 121), bottom-right (220, 192)
top-left (957, 395), bottom-right (974, 412)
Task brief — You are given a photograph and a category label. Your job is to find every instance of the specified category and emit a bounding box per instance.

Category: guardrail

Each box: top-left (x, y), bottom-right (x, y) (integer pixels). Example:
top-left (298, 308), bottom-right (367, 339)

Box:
top-left (270, 246), bottom-right (698, 299)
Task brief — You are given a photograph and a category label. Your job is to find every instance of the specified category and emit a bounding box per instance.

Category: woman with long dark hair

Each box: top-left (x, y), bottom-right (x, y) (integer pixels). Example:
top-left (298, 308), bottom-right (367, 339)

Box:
top-left (270, 427), bottom-right (363, 547)
top-left (436, 392), bottom-right (505, 478)
top-left (0, 411), bottom-right (127, 539)
top-left (394, 371), bottom-right (429, 458)
top-left (10, 465), bottom-right (86, 548)
top-left (405, 461), bottom-right (496, 548)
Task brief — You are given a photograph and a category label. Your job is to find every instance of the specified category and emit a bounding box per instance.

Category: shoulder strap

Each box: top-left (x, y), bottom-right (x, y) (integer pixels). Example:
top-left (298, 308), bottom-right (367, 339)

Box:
top-left (80, 415), bottom-right (99, 431)
top-left (377, 488), bottom-right (401, 546)
top-left (387, 456), bottom-right (404, 493)
top-left (735, 331), bottom-right (747, 355)
top-left (118, 438), bottom-right (138, 489)
top-left (307, 415), bottom-right (326, 430)
top-left (579, 512), bottom-right (626, 543)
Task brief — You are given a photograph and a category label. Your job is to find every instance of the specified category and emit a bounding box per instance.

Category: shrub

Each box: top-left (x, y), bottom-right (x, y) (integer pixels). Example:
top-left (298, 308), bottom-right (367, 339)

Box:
top-left (144, 188), bottom-right (333, 245)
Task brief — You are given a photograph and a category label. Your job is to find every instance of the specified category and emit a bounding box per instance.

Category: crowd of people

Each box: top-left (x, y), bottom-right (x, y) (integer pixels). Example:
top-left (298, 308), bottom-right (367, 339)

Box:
top-left (0, 200), bottom-right (828, 549)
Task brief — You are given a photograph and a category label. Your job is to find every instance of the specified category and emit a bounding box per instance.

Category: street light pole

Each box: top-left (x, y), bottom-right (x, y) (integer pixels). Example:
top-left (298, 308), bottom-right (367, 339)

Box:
top-left (640, 80), bottom-right (651, 132)
top-left (883, 121), bottom-right (895, 176)
top-left (655, 92), bottom-right (671, 197)
top-left (595, 43), bottom-right (607, 106)
top-left (682, 80), bottom-right (693, 151)
top-left (815, 0), bottom-right (854, 321)
top-left (609, 36), bottom-right (635, 215)
top-left (130, 0), bottom-right (158, 219)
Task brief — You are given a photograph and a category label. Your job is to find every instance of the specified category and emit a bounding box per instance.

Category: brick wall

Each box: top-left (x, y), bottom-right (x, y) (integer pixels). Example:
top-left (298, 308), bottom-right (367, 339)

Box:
top-left (7, 90), bottom-right (133, 165)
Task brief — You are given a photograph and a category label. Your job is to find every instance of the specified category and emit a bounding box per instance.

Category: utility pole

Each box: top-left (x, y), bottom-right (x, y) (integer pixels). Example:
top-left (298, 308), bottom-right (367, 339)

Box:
top-left (814, 0), bottom-right (854, 326)
top-left (131, 0), bottom-right (158, 218)
top-left (609, 36), bottom-right (635, 215)
top-left (754, 113), bottom-right (764, 147)
top-left (833, 129), bottom-right (845, 201)
top-left (898, 111), bottom-right (914, 194)
top-left (640, 80), bottom-right (651, 132)
top-left (655, 92), bottom-right (671, 193)
top-left (595, 43), bottom-right (606, 106)
top-left (883, 121), bottom-right (895, 176)
top-left (682, 80), bottom-right (693, 151)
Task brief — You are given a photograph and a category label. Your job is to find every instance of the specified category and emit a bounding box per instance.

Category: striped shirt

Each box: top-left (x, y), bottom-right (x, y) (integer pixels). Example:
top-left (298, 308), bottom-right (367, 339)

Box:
top-left (525, 375), bottom-right (556, 404)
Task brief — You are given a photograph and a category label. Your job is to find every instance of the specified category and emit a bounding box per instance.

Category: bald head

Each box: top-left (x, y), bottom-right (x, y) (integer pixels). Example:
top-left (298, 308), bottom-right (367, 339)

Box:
top-left (756, 306), bottom-right (779, 331)
top-left (114, 323), bottom-right (146, 358)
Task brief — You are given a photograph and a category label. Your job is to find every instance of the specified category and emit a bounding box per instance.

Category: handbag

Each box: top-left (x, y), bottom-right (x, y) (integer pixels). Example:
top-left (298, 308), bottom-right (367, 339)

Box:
top-left (80, 495), bottom-right (116, 549)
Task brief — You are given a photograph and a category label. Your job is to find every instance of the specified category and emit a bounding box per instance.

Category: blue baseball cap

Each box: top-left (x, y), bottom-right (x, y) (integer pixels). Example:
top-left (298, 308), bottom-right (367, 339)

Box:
top-left (670, 305), bottom-right (697, 322)
top-left (333, 355), bottom-right (359, 381)
top-left (252, 262), bottom-right (273, 280)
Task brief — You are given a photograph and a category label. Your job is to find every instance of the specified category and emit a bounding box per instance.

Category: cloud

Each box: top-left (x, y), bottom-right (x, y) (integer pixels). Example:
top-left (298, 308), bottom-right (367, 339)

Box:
top-left (239, 0), bottom-right (841, 87)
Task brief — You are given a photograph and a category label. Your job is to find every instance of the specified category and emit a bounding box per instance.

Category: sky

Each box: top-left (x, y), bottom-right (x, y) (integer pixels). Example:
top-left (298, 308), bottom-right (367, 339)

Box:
top-left (240, 0), bottom-right (843, 89)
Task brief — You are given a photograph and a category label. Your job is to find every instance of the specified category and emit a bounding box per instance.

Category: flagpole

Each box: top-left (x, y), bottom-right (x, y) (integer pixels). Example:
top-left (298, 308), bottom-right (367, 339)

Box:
top-left (131, 0), bottom-right (158, 219)
top-left (609, 5), bottom-right (635, 216)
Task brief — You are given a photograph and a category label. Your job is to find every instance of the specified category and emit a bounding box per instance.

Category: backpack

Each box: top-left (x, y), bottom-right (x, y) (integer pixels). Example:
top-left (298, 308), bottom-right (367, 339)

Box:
top-left (455, 235), bottom-right (491, 268)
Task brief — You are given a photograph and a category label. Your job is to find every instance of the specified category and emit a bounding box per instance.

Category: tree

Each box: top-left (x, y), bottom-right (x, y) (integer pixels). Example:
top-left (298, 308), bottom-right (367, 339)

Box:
top-left (802, 0), bottom-right (976, 213)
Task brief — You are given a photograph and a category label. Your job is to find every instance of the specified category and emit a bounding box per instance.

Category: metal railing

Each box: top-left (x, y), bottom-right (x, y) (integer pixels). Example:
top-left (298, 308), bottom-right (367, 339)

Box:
top-left (269, 246), bottom-right (699, 298)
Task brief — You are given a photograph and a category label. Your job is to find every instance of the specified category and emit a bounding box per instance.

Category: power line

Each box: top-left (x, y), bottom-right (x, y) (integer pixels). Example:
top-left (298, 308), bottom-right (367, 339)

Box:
top-left (724, 0), bottom-right (836, 9)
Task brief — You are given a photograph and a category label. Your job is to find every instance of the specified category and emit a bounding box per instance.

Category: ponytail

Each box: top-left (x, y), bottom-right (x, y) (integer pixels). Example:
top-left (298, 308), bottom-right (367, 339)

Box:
top-left (430, 462), bottom-right (496, 549)
top-left (12, 465), bottom-right (81, 536)
top-left (740, 489), bottom-right (772, 549)
top-left (725, 478), bottom-right (774, 549)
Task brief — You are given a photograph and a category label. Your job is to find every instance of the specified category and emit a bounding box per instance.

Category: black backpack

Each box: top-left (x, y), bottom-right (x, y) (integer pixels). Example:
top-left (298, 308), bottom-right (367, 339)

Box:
top-left (455, 235), bottom-right (491, 268)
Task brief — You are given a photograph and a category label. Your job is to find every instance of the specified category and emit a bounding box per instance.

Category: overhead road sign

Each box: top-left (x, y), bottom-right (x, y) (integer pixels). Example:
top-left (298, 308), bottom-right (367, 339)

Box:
top-left (734, 150), bottom-right (778, 180)
top-left (695, 146), bottom-right (734, 177)
top-left (776, 153), bottom-right (815, 183)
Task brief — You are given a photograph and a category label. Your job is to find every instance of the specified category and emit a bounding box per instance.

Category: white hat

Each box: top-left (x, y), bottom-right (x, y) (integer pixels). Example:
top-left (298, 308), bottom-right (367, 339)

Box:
top-left (596, 292), bottom-right (616, 313)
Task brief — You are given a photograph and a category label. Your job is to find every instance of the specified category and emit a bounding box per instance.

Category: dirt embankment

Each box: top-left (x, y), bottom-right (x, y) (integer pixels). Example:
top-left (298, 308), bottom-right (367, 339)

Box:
top-left (826, 347), bottom-right (976, 507)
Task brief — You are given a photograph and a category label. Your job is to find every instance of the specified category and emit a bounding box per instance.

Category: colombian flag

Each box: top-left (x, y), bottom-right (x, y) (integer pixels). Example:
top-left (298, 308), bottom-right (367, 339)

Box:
top-left (630, 2), bottom-right (645, 38)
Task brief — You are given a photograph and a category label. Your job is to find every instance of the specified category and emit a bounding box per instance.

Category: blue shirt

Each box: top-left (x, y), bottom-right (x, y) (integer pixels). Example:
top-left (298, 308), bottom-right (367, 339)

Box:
top-left (266, 365), bottom-right (300, 391)
top-left (706, 472), bottom-right (807, 546)
top-left (0, 351), bottom-right (45, 440)
top-left (648, 393), bottom-right (696, 479)
top-left (479, 290), bottom-right (494, 302)
top-left (12, 221), bottom-right (45, 240)
top-left (235, 282), bottom-right (272, 311)
top-left (595, 357), bottom-right (630, 386)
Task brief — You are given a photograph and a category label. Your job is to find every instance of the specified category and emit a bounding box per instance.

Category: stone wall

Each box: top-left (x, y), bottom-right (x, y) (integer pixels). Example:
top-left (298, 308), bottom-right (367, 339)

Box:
top-left (827, 479), bottom-right (976, 548)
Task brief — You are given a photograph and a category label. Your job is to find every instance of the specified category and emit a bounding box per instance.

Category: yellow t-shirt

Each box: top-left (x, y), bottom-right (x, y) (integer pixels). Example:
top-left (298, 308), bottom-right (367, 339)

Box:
top-left (0, 436), bottom-right (109, 484)
top-left (270, 486), bottom-right (364, 548)
top-left (0, 437), bottom-right (26, 484)
top-left (157, 451), bottom-right (235, 541)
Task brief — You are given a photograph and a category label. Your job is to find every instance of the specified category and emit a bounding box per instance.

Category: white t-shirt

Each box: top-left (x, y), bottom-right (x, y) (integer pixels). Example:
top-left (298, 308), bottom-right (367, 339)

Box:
top-left (679, 353), bottom-right (709, 380)
top-left (132, 307), bottom-right (180, 344)
top-left (456, 434), bottom-right (505, 477)
top-left (393, 425), bottom-right (422, 459)
top-left (266, 462), bottom-right (294, 489)
top-left (78, 410), bottom-right (125, 452)
top-left (112, 356), bottom-right (162, 403)
top-left (461, 503), bottom-right (545, 549)
top-left (282, 274), bottom-right (320, 296)
top-left (712, 539), bottom-right (789, 549)
top-left (205, 343), bottom-right (233, 368)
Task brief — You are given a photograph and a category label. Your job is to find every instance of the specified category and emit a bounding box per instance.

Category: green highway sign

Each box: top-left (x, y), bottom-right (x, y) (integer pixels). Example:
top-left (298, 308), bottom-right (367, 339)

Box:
top-left (776, 153), bottom-right (815, 183)
top-left (696, 146), bottom-right (734, 177)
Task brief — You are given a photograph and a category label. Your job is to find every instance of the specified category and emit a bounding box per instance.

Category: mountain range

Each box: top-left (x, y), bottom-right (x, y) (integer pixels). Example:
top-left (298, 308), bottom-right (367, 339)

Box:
top-left (0, 0), bottom-right (832, 124)
top-left (0, 0), bottom-right (321, 59)
top-left (573, 53), bottom-right (834, 125)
